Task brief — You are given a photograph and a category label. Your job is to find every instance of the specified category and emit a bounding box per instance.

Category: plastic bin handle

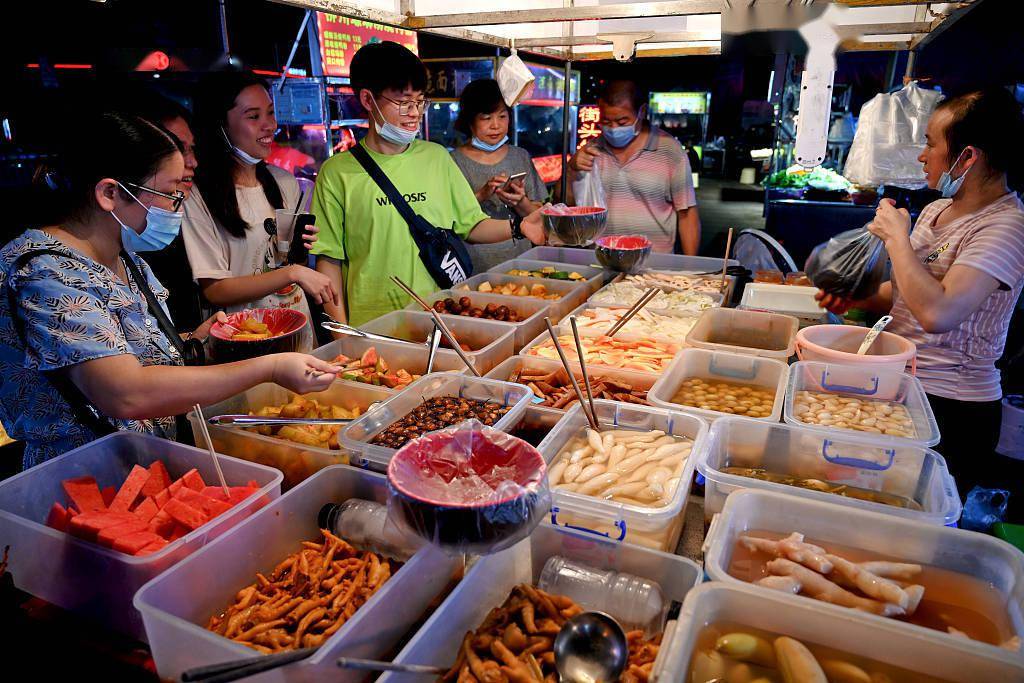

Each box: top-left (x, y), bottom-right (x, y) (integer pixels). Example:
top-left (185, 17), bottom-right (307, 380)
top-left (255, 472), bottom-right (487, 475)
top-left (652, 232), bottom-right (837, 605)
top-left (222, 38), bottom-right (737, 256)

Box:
top-left (701, 513), bottom-right (722, 556)
top-left (550, 507), bottom-right (627, 542)
top-left (821, 440), bottom-right (895, 471)
top-left (709, 353), bottom-right (759, 381)
top-left (819, 368), bottom-right (880, 396)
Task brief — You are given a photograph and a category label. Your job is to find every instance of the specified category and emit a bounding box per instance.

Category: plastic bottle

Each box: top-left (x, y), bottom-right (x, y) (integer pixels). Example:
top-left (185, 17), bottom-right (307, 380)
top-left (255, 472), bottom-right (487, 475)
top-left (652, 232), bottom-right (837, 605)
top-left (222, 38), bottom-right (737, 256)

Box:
top-left (318, 499), bottom-right (420, 561)
top-left (538, 555), bottom-right (665, 632)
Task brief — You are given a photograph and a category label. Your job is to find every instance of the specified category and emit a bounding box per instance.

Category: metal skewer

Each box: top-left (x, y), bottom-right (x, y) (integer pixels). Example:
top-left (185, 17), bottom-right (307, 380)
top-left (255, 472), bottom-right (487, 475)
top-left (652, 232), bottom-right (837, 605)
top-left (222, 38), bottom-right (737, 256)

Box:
top-left (544, 317), bottom-right (599, 430)
top-left (605, 287), bottom-right (660, 337)
top-left (193, 403), bottom-right (230, 499)
top-left (389, 276), bottom-right (482, 377)
top-left (569, 316), bottom-right (598, 424)
top-left (207, 415), bottom-right (359, 427)
top-left (720, 227), bottom-right (734, 292)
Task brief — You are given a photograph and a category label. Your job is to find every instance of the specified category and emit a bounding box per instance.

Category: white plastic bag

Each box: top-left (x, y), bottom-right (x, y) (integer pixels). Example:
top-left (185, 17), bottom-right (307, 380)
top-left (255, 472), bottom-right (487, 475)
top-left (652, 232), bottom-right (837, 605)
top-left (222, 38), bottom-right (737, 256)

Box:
top-left (571, 169), bottom-right (607, 209)
top-left (844, 82), bottom-right (944, 189)
top-left (497, 49), bottom-right (535, 107)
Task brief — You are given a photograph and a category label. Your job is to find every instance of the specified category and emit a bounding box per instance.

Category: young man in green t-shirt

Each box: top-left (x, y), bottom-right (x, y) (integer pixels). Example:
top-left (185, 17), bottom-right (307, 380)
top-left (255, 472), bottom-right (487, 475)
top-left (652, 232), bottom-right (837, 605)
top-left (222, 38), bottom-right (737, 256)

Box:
top-left (311, 42), bottom-right (546, 326)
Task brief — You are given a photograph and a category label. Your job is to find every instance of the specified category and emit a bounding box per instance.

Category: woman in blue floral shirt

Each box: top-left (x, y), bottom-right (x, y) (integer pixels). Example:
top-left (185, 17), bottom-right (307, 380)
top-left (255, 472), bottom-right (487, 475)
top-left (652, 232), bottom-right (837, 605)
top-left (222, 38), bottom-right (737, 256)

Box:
top-left (0, 112), bottom-right (340, 468)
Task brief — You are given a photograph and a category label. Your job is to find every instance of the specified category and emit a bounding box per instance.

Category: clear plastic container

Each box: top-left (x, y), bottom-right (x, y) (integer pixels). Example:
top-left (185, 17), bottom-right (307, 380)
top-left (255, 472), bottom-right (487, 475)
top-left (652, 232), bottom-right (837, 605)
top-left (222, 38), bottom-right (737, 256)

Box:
top-left (310, 335), bottom-right (469, 383)
top-left (647, 349), bottom-right (790, 423)
top-left (485, 356), bottom-right (658, 416)
top-left (698, 416), bottom-right (962, 525)
top-left (703, 489), bottom-right (1024, 656)
top-left (358, 310), bottom-right (515, 374)
top-left (134, 465), bottom-right (460, 682)
top-left (685, 307), bottom-right (799, 360)
top-left (673, 583), bottom-right (1024, 682)
top-left (319, 498), bottom-right (421, 562)
top-left (488, 258), bottom-right (607, 294)
top-left (591, 279), bottom-right (725, 311)
top-left (503, 405), bottom-right (564, 446)
top-left (454, 271), bottom-right (589, 320)
top-left (188, 381), bottom-right (394, 489)
top-left (408, 288), bottom-right (552, 351)
top-left (616, 270), bottom-right (738, 307)
top-left (785, 361), bottom-right (940, 447)
top-left (519, 327), bottom-right (684, 377)
top-left (535, 400), bottom-right (708, 551)
top-left (0, 432), bottom-right (282, 640)
top-left (520, 246), bottom-right (740, 275)
top-left (738, 282), bottom-right (828, 327)
top-left (378, 523), bottom-right (702, 683)
top-left (560, 300), bottom-right (704, 344)
top-left (339, 373), bottom-right (533, 471)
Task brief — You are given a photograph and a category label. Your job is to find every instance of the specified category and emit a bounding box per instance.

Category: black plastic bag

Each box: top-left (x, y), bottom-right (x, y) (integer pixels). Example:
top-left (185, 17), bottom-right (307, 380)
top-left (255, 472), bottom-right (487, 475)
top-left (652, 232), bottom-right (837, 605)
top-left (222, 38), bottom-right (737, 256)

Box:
top-left (806, 225), bottom-right (889, 300)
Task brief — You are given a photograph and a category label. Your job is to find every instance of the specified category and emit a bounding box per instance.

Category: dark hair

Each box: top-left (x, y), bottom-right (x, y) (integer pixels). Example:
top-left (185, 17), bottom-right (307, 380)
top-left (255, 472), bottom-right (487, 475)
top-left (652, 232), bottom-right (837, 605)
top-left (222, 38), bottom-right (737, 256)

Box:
top-left (350, 41), bottom-right (427, 106)
top-left (598, 80), bottom-right (647, 113)
top-left (37, 111), bottom-right (179, 224)
top-left (455, 79), bottom-right (508, 137)
top-left (136, 92), bottom-right (192, 128)
top-left (192, 72), bottom-right (283, 239)
top-left (935, 89), bottom-right (1023, 179)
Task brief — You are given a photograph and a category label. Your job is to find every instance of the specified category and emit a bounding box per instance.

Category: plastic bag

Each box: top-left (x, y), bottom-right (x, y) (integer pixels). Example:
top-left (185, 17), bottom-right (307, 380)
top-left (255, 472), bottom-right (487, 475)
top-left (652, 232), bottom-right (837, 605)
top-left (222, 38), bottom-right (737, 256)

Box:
top-left (806, 225), bottom-right (889, 300)
top-left (844, 82), bottom-right (944, 189)
top-left (571, 169), bottom-right (607, 209)
top-left (497, 50), bottom-right (536, 107)
top-left (385, 419), bottom-right (550, 555)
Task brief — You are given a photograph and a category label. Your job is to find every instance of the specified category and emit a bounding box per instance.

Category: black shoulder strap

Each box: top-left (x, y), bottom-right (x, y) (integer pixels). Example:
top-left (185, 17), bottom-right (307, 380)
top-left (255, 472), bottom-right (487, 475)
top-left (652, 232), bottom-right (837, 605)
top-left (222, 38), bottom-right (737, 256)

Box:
top-left (119, 251), bottom-right (187, 359)
top-left (349, 143), bottom-right (425, 234)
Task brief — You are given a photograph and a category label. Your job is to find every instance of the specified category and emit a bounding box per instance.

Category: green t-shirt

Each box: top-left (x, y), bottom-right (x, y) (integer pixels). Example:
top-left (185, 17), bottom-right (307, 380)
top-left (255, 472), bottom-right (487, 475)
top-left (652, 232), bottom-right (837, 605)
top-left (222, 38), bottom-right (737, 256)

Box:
top-left (311, 139), bottom-right (489, 326)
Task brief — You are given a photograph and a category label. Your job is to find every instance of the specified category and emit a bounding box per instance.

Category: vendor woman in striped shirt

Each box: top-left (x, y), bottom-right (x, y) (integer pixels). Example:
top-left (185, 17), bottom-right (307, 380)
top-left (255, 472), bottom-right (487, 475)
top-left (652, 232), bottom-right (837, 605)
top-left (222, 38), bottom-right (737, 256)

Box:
top-left (818, 89), bottom-right (1024, 503)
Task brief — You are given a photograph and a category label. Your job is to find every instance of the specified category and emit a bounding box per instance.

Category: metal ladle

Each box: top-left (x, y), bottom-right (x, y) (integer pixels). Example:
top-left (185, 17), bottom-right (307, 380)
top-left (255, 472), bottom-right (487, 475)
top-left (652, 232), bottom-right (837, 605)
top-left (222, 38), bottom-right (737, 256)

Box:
top-left (554, 611), bottom-right (629, 683)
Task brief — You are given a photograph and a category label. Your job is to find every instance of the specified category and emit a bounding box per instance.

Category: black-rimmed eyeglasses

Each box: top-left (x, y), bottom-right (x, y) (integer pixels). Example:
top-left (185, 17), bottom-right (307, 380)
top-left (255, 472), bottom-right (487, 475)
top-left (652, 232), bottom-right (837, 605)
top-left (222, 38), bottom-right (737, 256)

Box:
top-left (122, 182), bottom-right (186, 212)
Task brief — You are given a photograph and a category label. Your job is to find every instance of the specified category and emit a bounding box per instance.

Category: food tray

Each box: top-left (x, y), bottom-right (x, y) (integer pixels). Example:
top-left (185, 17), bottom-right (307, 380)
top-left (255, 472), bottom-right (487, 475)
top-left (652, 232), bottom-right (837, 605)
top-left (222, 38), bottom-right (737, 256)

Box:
top-left (685, 307), bottom-right (799, 361)
top-left (520, 246), bottom-right (740, 275)
top-left (454, 272), bottom-right (589, 320)
top-left (618, 270), bottom-right (738, 307)
top-left (647, 349), bottom-right (789, 423)
top-left (560, 300), bottom-right (703, 344)
top-left (738, 282), bottom-right (827, 327)
top-left (485, 356), bottom-right (658, 417)
top-left (339, 373), bottom-right (533, 471)
top-left (487, 258), bottom-right (607, 294)
top-left (784, 361), bottom-right (940, 447)
top-left (358, 310), bottom-right (515, 375)
top-left (672, 583), bottom-right (1024, 682)
top-left (697, 416), bottom-right (962, 525)
top-left (409, 288), bottom-right (552, 351)
top-left (591, 279), bottom-right (725, 311)
top-left (0, 432), bottom-right (282, 640)
top-left (703, 489), bottom-right (1024, 656)
top-left (134, 465), bottom-right (460, 682)
top-left (519, 328), bottom-right (683, 377)
top-left (535, 400), bottom-right (708, 551)
top-left (188, 382), bottom-right (394, 489)
top-left (310, 335), bottom-right (469, 385)
top-left (379, 523), bottom-right (703, 683)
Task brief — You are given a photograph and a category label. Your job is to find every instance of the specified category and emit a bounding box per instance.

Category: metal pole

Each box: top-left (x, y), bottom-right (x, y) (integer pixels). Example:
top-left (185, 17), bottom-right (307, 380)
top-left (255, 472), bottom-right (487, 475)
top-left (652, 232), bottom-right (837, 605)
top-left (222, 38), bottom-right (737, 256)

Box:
top-left (560, 58), bottom-right (572, 202)
top-left (218, 0), bottom-right (231, 57)
top-left (278, 10), bottom-right (313, 92)
top-left (904, 49), bottom-right (917, 83)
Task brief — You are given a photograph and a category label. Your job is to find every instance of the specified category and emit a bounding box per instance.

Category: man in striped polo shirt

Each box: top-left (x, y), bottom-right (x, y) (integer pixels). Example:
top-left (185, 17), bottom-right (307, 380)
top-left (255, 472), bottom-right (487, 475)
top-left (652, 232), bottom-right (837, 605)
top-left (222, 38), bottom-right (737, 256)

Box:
top-left (567, 80), bottom-right (702, 255)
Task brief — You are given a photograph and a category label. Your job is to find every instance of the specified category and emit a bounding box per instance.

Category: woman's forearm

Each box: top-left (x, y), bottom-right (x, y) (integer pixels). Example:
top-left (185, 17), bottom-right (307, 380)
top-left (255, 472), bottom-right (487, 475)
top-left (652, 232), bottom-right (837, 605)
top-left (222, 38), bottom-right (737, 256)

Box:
top-left (199, 266), bottom-right (298, 308)
top-left (315, 256), bottom-right (347, 330)
top-left (467, 219), bottom-right (514, 244)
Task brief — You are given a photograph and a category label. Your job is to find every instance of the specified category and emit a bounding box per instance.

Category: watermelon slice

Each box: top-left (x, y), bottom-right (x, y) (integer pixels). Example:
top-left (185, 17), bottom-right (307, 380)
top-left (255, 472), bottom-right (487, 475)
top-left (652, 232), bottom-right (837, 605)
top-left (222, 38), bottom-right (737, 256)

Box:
top-left (201, 486), bottom-right (257, 505)
top-left (45, 502), bottom-right (69, 532)
top-left (168, 479), bottom-right (184, 498)
top-left (132, 497), bottom-right (159, 523)
top-left (101, 486), bottom-right (117, 507)
top-left (162, 498), bottom-right (208, 530)
top-left (113, 531), bottom-right (163, 555)
top-left (136, 538), bottom-right (170, 556)
top-left (180, 468), bottom-right (206, 492)
top-left (154, 488), bottom-right (171, 508)
top-left (175, 488), bottom-right (231, 518)
top-left (147, 509), bottom-right (175, 537)
top-left (109, 464), bottom-right (149, 512)
top-left (167, 524), bottom-right (189, 542)
top-left (62, 476), bottom-right (107, 513)
top-left (97, 520), bottom-right (149, 547)
top-left (69, 511), bottom-right (136, 540)
top-left (142, 460), bottom-right (172, 497)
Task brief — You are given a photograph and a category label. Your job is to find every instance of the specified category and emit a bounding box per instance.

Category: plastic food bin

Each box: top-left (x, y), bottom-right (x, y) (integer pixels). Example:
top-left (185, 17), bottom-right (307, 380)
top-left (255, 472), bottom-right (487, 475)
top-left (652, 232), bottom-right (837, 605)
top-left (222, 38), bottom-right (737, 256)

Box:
top-left (339, 373), bottom-right (533, 471)
top-left (520, 246), bottom-right (740, 274)
top-left (592, 279), bottom-right (725, 311)
top-left (134, 465), bottom-right (460, 682)
top-left (454, 272), bottom-right (589, 320)
top-left (378, 523), bottom-right (703, 683)
top-left (738, 282), bottom-right (827, 327)
top-left (486, 356), bottom-right (658, 417)
top-left (697, 416), bottom-right (962, 525)
top-left (685, 307), bottom-right (799, 360)
top-left (795, 323), bottom-right (918, 374)
top-left (358, 310), bottom-right (514, 374)
top-left (535, 400), bottom-right (708, 551)
top-left (502, 406), bottom-right (564, 447)
top-left (784, 361), bottom-right (940, 447)
top-left (310, 335), bottom-right (468, 384)
top-left (560, 300), bottom-right (703, 344)
top-left (0, 432), bottom-right (282, 640)
top-left (703, 489), bottom-right (1024, 655)
top-left (409, 288), bottom-right (552, 351)
top-left (488, 258), bottom-right (606, 294)
top-left (672, 583), bottom-right (1024, 682)
top-left (648, 349), bottom-right (789, 423)
top-left (620, 270), bottom-right (738, 308)
top-left (188, 382), bottom-right (394, 489)
top-left (519, 328), bottom-right (683, 376)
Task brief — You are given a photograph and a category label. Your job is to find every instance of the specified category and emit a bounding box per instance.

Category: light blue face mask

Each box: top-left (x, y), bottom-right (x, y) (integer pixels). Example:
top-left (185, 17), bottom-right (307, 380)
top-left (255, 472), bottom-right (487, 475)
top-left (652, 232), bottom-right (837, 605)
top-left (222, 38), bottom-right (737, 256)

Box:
top-left (370, 96), bottom-right (419, 147)
top-left (601, 109), bottom-right (644, 148)
top-left (471, 135), bottom-right (509, 153)
top-left (221, 127), bottom-right (263, 166)
top-left (937, 147), bottom-right (973, 198)
top-left (112, 182), bottom-right (183, 253)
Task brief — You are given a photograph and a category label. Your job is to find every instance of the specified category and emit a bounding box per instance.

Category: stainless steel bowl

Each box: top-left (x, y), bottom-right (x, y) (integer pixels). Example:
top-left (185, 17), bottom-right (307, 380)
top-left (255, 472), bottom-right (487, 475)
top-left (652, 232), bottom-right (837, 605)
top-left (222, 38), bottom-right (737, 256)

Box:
top-left (542, 206), bottom-right (608, 247)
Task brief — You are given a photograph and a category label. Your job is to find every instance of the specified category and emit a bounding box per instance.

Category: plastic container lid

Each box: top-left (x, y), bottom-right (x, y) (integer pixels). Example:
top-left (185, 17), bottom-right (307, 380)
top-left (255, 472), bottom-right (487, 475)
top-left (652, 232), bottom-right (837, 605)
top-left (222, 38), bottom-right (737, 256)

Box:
top-left (784, 361), bottom-right (940, 447)
top-left (738, 282), bottom-right (828, 324)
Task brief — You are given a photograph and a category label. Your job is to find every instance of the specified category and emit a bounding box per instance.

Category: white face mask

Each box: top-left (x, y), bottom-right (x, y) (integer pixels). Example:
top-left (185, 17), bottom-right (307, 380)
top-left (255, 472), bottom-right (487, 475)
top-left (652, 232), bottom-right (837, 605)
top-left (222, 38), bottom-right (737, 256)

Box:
top-left (370, 96), bottom-right (418, 147)
top-left (937, 147), bottom-right (973, 198)
top-left (221, 127), bottom-right (263, 166)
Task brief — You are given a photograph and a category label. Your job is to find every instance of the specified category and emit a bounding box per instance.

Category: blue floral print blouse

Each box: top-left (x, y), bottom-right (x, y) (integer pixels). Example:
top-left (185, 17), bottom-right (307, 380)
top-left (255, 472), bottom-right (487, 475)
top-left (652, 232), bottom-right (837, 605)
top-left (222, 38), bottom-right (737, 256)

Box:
top-left (0, 229), bottom-right (183, 468)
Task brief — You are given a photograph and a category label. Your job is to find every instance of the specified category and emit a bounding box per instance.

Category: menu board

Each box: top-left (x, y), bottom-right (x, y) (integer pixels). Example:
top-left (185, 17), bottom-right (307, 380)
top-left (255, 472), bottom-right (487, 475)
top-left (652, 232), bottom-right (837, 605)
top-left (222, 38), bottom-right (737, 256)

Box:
top-left (520, 62), bottom-right (580, 105)
top-left (576, 105), bottom-right (601, 149)
top-left (317, 13), bottom-right (418, 78)
top-left (272, 79), bottom-right (325, 125)
top-left (423, 58), bottom-right (496, 100)
top-left (649, 92), bottom-right (710, 115)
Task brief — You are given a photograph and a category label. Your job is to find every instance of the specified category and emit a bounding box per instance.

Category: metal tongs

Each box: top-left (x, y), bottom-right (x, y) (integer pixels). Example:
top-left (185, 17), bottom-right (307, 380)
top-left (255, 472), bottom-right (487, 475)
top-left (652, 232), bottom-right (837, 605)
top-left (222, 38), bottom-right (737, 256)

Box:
top-left (206, 415), bottom-right (360, 427)
top-left (320, 314), bottom-right (426, 346)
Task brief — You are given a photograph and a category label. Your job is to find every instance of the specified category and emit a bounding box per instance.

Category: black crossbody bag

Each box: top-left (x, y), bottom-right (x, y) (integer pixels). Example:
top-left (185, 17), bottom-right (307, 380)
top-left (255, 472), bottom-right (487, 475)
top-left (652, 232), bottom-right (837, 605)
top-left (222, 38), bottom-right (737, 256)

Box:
top-left (350, 144), bottom-right (473, 289)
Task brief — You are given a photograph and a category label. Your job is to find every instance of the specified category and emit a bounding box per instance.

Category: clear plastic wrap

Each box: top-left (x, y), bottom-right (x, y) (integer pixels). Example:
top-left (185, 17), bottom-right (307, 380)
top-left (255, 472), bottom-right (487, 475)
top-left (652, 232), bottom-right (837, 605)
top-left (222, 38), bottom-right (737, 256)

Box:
top-left (571, 170), bottom-right (607, 209)
top-left (806, 225), bottom-right (889, 299)
top-left (844, 82), bottom-right (944, 189)
top-left (386, 419), bottom-right (550, 555)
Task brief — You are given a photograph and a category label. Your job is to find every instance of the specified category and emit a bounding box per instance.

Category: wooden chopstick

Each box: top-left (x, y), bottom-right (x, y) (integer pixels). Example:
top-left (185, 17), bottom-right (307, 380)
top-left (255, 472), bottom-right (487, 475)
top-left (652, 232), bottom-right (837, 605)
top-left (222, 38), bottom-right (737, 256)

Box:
top-left (544, 317), bottom-right (599, 430)
top-left (193, 403), bottom-right (230, 499)
top-left (569, 316), bottom-right (598, 424)
top-left (389, 276), bottom-right (482, 377)
top-left (606, 287), bottom-right (660, 337)
top-left (720, 227), bottom-right (734, 291)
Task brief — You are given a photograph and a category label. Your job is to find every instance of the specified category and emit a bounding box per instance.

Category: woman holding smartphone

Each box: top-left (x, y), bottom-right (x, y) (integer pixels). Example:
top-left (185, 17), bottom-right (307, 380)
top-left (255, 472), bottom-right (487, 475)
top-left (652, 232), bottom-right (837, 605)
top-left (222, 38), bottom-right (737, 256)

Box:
top-left (452, 79), bottom-right (547, 271)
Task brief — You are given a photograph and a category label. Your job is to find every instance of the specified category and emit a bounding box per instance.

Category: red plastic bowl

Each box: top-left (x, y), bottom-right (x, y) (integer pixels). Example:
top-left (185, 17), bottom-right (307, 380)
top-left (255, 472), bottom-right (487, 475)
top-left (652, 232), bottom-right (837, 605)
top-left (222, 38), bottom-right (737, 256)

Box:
top-left (208, 308), bottom-right (308, 363)
top-left (595, 235), bottom-right (652, 251)
top-left (541, 206), bottom-right (606, 216)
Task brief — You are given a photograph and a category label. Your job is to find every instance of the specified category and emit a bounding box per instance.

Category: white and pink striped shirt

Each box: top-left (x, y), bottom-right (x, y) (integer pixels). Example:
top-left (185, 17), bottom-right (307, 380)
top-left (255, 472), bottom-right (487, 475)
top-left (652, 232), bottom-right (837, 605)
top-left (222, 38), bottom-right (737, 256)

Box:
top-left (888, 192), bottom-right (1024, 401)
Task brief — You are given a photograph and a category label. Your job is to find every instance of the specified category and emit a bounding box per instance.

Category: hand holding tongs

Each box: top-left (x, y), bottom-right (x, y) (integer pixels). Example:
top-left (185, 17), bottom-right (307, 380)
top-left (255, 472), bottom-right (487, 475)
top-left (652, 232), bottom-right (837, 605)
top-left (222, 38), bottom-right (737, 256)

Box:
top-left (320, 314), bottom-right (426, 346)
